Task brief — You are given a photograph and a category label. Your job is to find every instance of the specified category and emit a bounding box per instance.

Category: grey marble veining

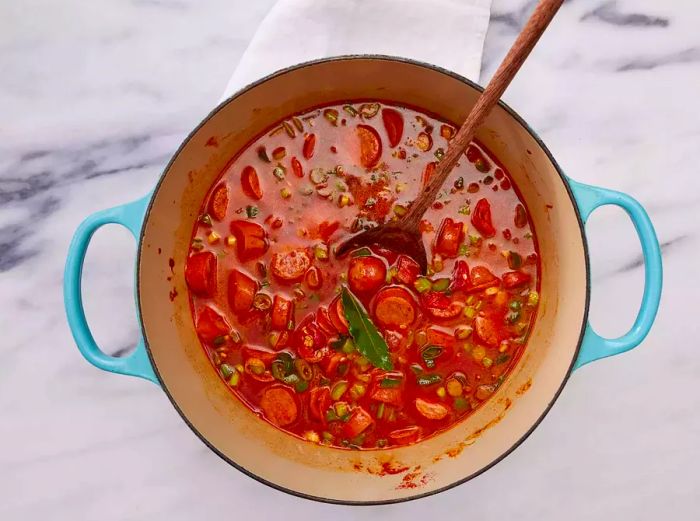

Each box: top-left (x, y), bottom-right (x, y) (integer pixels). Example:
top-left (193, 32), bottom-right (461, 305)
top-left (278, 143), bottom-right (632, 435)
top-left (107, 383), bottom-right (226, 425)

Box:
top-left (1, 0), bottom-right (698, 519)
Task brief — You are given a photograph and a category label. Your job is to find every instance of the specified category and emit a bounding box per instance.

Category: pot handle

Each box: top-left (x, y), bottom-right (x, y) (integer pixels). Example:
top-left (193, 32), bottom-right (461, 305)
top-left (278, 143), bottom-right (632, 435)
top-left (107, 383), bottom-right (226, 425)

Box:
top-left (64, 195), bottom-right (159, 384)
top-left (568, 179), bottom-right (662, 369)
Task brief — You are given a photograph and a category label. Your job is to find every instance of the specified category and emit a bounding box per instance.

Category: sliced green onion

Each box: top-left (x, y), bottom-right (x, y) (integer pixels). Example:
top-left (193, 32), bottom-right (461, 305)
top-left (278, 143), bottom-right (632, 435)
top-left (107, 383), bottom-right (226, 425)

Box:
top-left (282, 121), bottom-right (295, 138)
top-left (495, 353), bottom-right (510, 365)
top-left (349, 383), bottom-right (366, 400)
top-left (341, 338), bottom-right (355, 354)
top-left (331, 380), bottom-right (348, 401)
top-left (314, 244), bottom-right (329, 261)
top-left (421, 345), bottom-right (443, 361)
top-left (220, 364), bottom-right (234, 379)
top-left (527, 291), bottom-right (539, 306)
top-left (273, 166), bottom-right (286, 180)
top-left (431, 278), bottom-right (450, 292)
top-left (323, 108), bottom-right (339, 125)
top-left (506, 310), bottom-right (521, 323)
top-left (271, 360), bottom-right (286, 381)
top-left (379, 377), bottom-right (402, 388)
top-left (294, 359), bottom-right (313, 381)
top-left (359, 102), bottom-right (380, 118)
top-left (334, 401), bottom-right (349, 418)
top-left (414, 277), bottom-right (432, 293)
top-left (416, 374), bottom-right (442, 386)
top-left (454, 397), bottom-right (469, 410)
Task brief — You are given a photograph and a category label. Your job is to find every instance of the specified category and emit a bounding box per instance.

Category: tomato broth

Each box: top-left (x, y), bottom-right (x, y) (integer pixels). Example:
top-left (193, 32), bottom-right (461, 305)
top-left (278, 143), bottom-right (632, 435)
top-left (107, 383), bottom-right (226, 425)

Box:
top-left (185, 101), bottom-right (540, 450)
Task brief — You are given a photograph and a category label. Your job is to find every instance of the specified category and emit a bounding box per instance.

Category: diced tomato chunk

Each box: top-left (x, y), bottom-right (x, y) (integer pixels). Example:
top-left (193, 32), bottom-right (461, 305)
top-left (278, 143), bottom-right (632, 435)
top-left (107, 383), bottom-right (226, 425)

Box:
top-left (291, 313), bottom-right (328, 363)
top-left (317, 220), bottom-right (340, 242)
top-left (230, 220), bottom-right (268, 261)
top-left (471, 198), bottom-right (496, 238)
top-left (320, 351), bottom-right (345, 376)
top-left (422, 291), bottom-right (463, 319)
top-left (260, 386), bottom-right (298, 427)
top-left (185, 251), bottom-right (217, 297)
top-left (434, 217), bottom-right (464, 257)
top-left (271, 248), bottom-right (311, 283)
top-left (474, 316), bottom-right (501, 346)
top-left (370, 387), bottom-right (403, 407)
top-left (227, 269), bottom-right (257, 315)
top-left (315, 306), bottom-right (336, 335)
top-left (348, 256), bottom-right (386, 294)
top-left (421, 291), bottom-right (451, 310)
top-left (343, 406), bottom-right (374, 438)
top-left (381, 108), bottom-right (404, 148)
top-left (195, 305), bottom-right (229, 342)
top-left (270, 295), bottom-right (293, 330)
top-left (425, 327), bottom-right (456, 349)
top-left (309, 386), bottom-right (331, 422)
top-left (356, 124), bottom-right (382, 168)
top-left (415, 398), bottom-right (449, 420)
top-left (469, 266), bottom-right (499, 292)
top-left (208, 183), bottom-right (228, 221)
top-left (449, 260), bottom-right (470, 292)
top-left (424, 300), bottom-right (464, 319)
top-left (502, 270), bottom-right (531, 289)
top-left (241, 166), bottom-right (263, 200)
top-left (373, 286), bottom-right (417, 330)
top-left (395, 255), bottom-right (420, 285)
top-left (328, 296), bottom-right (349, 335)
top-left (384, 330), bottom-right (409, 354)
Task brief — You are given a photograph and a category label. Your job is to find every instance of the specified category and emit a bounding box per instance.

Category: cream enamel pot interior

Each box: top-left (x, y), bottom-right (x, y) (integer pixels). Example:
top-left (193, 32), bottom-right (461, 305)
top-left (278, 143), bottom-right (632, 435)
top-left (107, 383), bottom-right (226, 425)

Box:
top-left (64, 56), bottom-right (662, 504)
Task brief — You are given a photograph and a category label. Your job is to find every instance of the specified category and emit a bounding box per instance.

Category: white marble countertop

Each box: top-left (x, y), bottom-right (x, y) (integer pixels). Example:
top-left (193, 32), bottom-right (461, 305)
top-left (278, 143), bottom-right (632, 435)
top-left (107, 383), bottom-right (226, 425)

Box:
top-left (1, 0), bottom-right (698, 519)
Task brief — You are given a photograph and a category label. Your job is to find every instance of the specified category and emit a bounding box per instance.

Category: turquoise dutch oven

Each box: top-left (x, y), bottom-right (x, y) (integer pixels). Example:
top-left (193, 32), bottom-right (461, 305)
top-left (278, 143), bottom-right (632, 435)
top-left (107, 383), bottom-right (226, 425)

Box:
top-left (64, 57), bottom-right (662, 504)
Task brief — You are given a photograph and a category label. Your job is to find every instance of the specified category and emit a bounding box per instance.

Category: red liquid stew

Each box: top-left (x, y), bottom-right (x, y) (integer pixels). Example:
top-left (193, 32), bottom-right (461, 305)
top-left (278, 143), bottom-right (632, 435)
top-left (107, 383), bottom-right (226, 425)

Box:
top-left (185, 101), bottom-right (540, 450)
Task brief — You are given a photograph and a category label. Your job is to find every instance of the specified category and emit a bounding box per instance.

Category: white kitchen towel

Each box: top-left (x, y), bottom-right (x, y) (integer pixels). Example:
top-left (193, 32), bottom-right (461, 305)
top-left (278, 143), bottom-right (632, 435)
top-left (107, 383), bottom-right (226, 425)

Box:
top-left (221, 0), bottom-right (492, 101)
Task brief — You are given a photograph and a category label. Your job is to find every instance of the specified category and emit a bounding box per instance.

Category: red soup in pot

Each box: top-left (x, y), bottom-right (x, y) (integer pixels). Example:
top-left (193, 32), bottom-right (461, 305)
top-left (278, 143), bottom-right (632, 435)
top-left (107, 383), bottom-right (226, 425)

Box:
top-left (186, 101), bottom-right (540, 449)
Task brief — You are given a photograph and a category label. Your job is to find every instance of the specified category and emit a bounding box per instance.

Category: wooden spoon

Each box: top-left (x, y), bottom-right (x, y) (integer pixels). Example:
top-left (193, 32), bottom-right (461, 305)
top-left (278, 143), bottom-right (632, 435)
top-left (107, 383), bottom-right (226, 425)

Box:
top-left (335, 0), bottom-right (564, 272)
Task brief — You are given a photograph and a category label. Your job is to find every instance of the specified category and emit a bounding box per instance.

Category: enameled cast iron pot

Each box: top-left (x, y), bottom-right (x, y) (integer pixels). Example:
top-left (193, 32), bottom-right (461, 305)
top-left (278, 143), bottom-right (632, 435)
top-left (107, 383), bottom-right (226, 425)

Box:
top-left (64, 57), bottom-right (663, 504)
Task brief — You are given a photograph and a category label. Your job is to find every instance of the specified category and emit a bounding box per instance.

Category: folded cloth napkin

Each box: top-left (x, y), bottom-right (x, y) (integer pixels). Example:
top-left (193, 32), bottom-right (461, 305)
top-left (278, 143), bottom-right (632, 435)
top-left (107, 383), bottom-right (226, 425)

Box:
top-left (221, 0), bottom-right (492, 100)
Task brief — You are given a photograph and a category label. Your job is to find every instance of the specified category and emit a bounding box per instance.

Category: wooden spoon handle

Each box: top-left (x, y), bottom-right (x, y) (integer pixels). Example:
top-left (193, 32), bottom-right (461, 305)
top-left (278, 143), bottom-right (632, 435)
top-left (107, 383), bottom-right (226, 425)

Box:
top-left (401, 0), bottom-right (564, 230)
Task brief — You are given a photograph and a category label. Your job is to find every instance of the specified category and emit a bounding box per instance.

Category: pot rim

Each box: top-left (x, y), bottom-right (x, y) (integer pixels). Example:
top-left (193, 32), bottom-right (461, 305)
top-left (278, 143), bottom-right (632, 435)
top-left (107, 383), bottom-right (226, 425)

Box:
top-left (136, 54), bottom-right (590, 505)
